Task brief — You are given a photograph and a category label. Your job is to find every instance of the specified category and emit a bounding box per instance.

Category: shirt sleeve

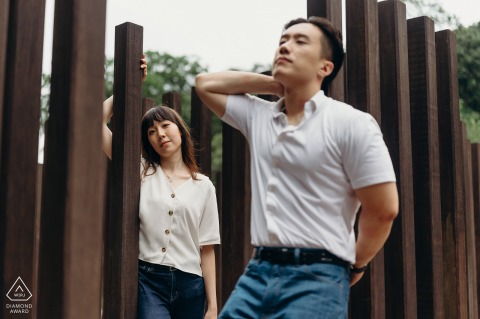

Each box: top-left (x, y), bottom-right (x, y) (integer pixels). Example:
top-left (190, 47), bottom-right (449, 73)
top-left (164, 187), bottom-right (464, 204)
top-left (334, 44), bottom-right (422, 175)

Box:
top-left (341, 112), bottom-right (397, 189)
top-left (198, 180), bottom-right (221, 246)
top-left (221, 94), bottom-right (262, 138)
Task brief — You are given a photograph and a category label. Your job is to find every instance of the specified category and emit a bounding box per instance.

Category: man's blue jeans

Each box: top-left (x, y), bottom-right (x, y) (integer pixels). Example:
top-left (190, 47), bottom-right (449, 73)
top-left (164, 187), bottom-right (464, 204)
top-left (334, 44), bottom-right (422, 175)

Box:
top-left (219, 258), bottom-right (350, 319)
top-left (137, 260), bottom-right (206, 319)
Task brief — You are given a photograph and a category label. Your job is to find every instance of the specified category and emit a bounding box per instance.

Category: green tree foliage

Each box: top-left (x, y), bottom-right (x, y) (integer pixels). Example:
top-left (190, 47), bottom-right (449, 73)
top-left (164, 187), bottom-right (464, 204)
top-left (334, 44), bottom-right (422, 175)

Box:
top-left (104, 50), bottom-right (207, 125)
top-left (404, 0), bottom-right (480, 142)
top-left (456, 23), bottom-right (480, 113)
top-left (456, 23), bottom-right (480, 142)
top-left (403, 0), bottom-right (460, 29)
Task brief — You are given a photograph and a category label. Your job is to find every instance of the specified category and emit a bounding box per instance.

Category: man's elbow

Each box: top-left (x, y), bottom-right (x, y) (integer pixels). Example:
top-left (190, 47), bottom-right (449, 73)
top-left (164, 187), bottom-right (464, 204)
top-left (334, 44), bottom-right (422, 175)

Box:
top-left (195, 73), bottom-right (209, 93)
top-left (383, 201), bottom-right (399, 222)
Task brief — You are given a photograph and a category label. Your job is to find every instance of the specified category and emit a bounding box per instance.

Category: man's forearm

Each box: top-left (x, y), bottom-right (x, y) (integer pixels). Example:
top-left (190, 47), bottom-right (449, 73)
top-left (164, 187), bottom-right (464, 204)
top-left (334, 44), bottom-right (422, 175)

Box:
top-left (354, 209), bottom-right (396, 267)
top-left (196, 71), bottom-right (282, 96)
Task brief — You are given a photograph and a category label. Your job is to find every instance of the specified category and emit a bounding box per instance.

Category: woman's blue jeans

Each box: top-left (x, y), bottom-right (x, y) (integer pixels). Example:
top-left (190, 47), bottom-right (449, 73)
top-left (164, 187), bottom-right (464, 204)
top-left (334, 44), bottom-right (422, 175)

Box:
top-left (137, 260), bottom-right (206, 319)
top-left (219, 259), bottom-right (350, 319)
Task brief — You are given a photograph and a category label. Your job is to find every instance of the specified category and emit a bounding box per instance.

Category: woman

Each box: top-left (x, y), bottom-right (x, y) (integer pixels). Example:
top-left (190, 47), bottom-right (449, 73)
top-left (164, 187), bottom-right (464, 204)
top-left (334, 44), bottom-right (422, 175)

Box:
top-left (102, 56), bottom-right (220, 319)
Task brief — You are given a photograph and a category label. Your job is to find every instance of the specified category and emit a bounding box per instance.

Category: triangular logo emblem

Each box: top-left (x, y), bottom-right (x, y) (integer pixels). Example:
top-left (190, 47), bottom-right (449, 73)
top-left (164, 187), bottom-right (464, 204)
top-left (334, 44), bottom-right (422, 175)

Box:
top-left (6, 277), bottom-right (32, 301)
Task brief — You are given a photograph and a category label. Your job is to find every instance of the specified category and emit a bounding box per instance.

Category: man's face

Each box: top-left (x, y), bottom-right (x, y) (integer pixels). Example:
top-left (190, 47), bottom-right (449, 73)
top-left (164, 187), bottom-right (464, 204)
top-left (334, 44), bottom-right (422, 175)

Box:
top-left (272, 23), bottom-right (325, 86)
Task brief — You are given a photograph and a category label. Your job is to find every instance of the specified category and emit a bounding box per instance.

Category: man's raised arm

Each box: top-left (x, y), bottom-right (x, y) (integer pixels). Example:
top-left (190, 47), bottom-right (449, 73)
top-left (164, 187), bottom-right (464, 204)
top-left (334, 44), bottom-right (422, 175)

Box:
top-left (195, 71), bottom-right (283, 118)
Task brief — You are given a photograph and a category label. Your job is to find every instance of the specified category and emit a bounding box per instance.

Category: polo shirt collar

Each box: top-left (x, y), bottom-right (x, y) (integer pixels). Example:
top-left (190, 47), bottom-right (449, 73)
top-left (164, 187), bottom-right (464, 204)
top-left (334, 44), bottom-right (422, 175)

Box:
top-left (271, 90), bottom-right (326, 120)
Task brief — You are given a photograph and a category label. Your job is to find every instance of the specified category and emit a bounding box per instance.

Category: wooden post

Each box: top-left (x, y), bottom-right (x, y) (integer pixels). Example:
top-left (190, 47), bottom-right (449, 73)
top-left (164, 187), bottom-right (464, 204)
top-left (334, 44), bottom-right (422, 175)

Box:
top-left (407, 16), bottom-right (445, 319)
top-left (36, 0), bottom-right (107, 318)
top-left (345, 0), bottom-right (381, 121)
top-left (103, 22), bottom-right (143, 319)
top-left (191, 87), bottom-right (212, 177)
top-left (307, 0), bottom-right (345, 101)
top-left (435, 29), bottom-right (469, 319)
top-left (0, 0), bottom-right (9, 162)
top-left (162, 91), bottom-right (182, 115)
top-left (471, 143), bottom-right (480, 307)
top-left (0, 0), bottom-right (45, 318)
top-left (221, 123), bottom-right (251, 306)
top-left (462, 124), bottom-right (479, 319)
top-left (378, 2), bottom-right (417, 318)
top-left (142, 97), bottom-right (156, 115)
top-left (346, 1), bottom-right (384, 318)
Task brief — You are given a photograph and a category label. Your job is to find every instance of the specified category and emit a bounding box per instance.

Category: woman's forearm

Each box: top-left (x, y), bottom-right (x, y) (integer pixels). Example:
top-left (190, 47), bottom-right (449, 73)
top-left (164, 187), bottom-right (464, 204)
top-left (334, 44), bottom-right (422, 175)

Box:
top-left (200, 245), bottom-right (218, 315)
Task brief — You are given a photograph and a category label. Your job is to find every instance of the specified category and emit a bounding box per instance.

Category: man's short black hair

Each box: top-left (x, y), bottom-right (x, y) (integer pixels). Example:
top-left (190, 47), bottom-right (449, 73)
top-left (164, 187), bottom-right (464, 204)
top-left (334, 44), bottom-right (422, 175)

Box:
top-left (283, 17), bottom-right (344, 93)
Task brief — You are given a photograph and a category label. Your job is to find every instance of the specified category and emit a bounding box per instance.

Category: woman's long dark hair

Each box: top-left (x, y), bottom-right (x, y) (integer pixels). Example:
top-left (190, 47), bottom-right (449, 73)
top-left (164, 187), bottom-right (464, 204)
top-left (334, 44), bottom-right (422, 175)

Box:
top-left (141, 106), bottom-right (199, 180)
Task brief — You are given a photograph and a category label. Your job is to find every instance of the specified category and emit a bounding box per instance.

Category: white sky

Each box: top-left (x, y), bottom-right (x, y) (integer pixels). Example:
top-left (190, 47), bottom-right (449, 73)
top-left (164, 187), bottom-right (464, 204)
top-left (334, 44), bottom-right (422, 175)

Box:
top-left (41, 0), bottom-right (480, 75)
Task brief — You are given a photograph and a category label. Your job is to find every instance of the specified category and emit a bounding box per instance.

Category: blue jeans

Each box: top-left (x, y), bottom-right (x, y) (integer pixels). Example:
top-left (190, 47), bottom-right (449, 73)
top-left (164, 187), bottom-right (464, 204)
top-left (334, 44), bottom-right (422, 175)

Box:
top-left (138, 260), bottom-right (206, 319)
top-left (219, 259), bottom-right (350, 319)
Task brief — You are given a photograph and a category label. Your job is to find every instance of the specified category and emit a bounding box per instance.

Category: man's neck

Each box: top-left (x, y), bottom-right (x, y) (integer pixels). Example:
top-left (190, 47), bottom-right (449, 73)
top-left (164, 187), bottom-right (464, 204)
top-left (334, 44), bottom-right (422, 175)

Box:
top-left (283, 86), bottom-right (320, 126)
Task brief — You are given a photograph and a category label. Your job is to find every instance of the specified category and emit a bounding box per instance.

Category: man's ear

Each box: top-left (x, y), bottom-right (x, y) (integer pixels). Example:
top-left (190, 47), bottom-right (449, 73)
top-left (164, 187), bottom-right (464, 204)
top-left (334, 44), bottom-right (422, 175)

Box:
top-left (318, 61), bottom-right (334, 78)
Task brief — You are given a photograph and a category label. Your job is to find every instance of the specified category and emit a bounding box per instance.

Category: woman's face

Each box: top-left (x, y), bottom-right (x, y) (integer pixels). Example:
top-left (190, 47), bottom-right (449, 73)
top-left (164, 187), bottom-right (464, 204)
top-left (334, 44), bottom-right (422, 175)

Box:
top-left (147, 120), bottom-right (182, 159)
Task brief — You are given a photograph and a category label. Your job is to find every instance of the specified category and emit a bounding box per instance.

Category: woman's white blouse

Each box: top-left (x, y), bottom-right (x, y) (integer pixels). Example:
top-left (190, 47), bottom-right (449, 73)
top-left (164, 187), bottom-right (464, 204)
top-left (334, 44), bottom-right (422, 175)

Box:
top-left (139, 165), bottom-right (220, 276)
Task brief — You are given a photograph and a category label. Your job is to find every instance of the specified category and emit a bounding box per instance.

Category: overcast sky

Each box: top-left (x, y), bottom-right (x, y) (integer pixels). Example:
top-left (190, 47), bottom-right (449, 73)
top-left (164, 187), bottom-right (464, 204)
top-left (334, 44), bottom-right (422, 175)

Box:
top-left (42, 0), bottom-right (479, 74)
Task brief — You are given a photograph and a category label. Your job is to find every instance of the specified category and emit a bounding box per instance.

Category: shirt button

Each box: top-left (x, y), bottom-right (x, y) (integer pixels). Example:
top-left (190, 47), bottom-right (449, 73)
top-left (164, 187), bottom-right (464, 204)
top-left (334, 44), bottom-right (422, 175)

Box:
top-left (162, 247), bottom-right (166, 252)
top-left (165, 230), bottom-right (170, 235)
top-left (168, 210), bottom-right (173, 216)
top-left (171, 193), bottom-right (175, 198)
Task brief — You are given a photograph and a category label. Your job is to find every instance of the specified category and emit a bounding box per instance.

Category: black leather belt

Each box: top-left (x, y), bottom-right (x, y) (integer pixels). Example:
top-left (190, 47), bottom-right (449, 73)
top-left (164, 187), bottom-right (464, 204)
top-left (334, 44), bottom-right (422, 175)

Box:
top-left (253, 247), bottom-right (350, 268)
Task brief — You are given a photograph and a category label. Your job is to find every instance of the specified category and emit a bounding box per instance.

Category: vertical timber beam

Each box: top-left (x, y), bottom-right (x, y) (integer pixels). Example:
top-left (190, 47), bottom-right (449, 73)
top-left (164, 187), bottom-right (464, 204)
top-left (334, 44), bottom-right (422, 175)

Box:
top-left (471, 143), bottom-right (480, 309)
top-left (346, 1), bottom-right (383, 318)
top-left (221, 123), bottom-right (251, 307)
top-left (436, 30), bottom-right (469, 319)
top-left (307, 0), bottom-right (345, 101)
top-left (36, 0), bottom-right (107, 317)
top-left (191, 87), bottom-right (212, 177)
top-left (162, 91), bottom-right (182, 115)
top-left (103, 22), bottom-right (143, 319)
top-left (142, 97), bottom-right (156, 115)
top-left (407, 16), bottom-right (445, 319)
top-left (345, 0), bottom-right (381, 121)
top-left (378, 2), bottom-right (417, 319)
top-left (0, 0), bottom-right (45, 317)
top-left (191, 86), bottom-right (220, 306)
top-left (0, 0), bottom-right (9, 162)
top-left (462, 125), bottom-right (478, 319)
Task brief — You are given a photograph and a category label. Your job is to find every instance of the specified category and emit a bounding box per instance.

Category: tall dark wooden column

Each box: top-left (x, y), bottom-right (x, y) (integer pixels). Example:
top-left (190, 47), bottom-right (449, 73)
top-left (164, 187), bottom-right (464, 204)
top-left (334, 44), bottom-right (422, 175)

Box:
top-left (407, 16), bottom-right (445, 319)
top-left (162, 91), bottom-right (182, 115)
top-left (191, 86), bottom-right (221, 306)
top-left (0, 0), bottom-right (45, 318)
top-left (36, 0), bottom-right (107, 318)
top-left (345, 1), bottom-right (383, 318)
top-left (221, 123), bottom-right (251, 306)
top-left (307, 0), bottom-right (345, 101)
top-left (191, 87), bottom-right (212, 177)
top-left (462, 124), bottom-right (479, 319)
top-left (0, 0), bottom-right (9, 161)
top-left (435, 30), bottom-right (469, 319)
top-left (378, 2), bottom-right (417, 318)
top-left (103, 22), bottom-right (143, 319)
top-left (471, 143), bottom-right (480, 307)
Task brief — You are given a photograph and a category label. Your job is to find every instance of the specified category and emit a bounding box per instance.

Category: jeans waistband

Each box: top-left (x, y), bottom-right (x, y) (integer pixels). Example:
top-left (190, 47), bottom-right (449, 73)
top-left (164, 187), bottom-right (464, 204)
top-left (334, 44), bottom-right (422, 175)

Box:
top-left (253, 246), bottom-right (350, 268)
top-left (139, 259), bottom-right (177, 272)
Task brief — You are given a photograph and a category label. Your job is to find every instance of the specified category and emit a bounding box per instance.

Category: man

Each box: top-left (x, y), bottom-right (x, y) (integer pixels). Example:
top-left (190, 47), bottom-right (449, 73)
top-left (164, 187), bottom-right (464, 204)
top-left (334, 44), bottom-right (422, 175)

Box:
top-left (195, 17), bottom-right (398, 318)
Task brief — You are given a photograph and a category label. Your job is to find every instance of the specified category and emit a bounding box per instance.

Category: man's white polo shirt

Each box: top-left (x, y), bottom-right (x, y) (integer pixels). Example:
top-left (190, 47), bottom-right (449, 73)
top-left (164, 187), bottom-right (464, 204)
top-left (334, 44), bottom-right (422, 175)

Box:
top-left (222, 90), bottom-right (396, 264)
